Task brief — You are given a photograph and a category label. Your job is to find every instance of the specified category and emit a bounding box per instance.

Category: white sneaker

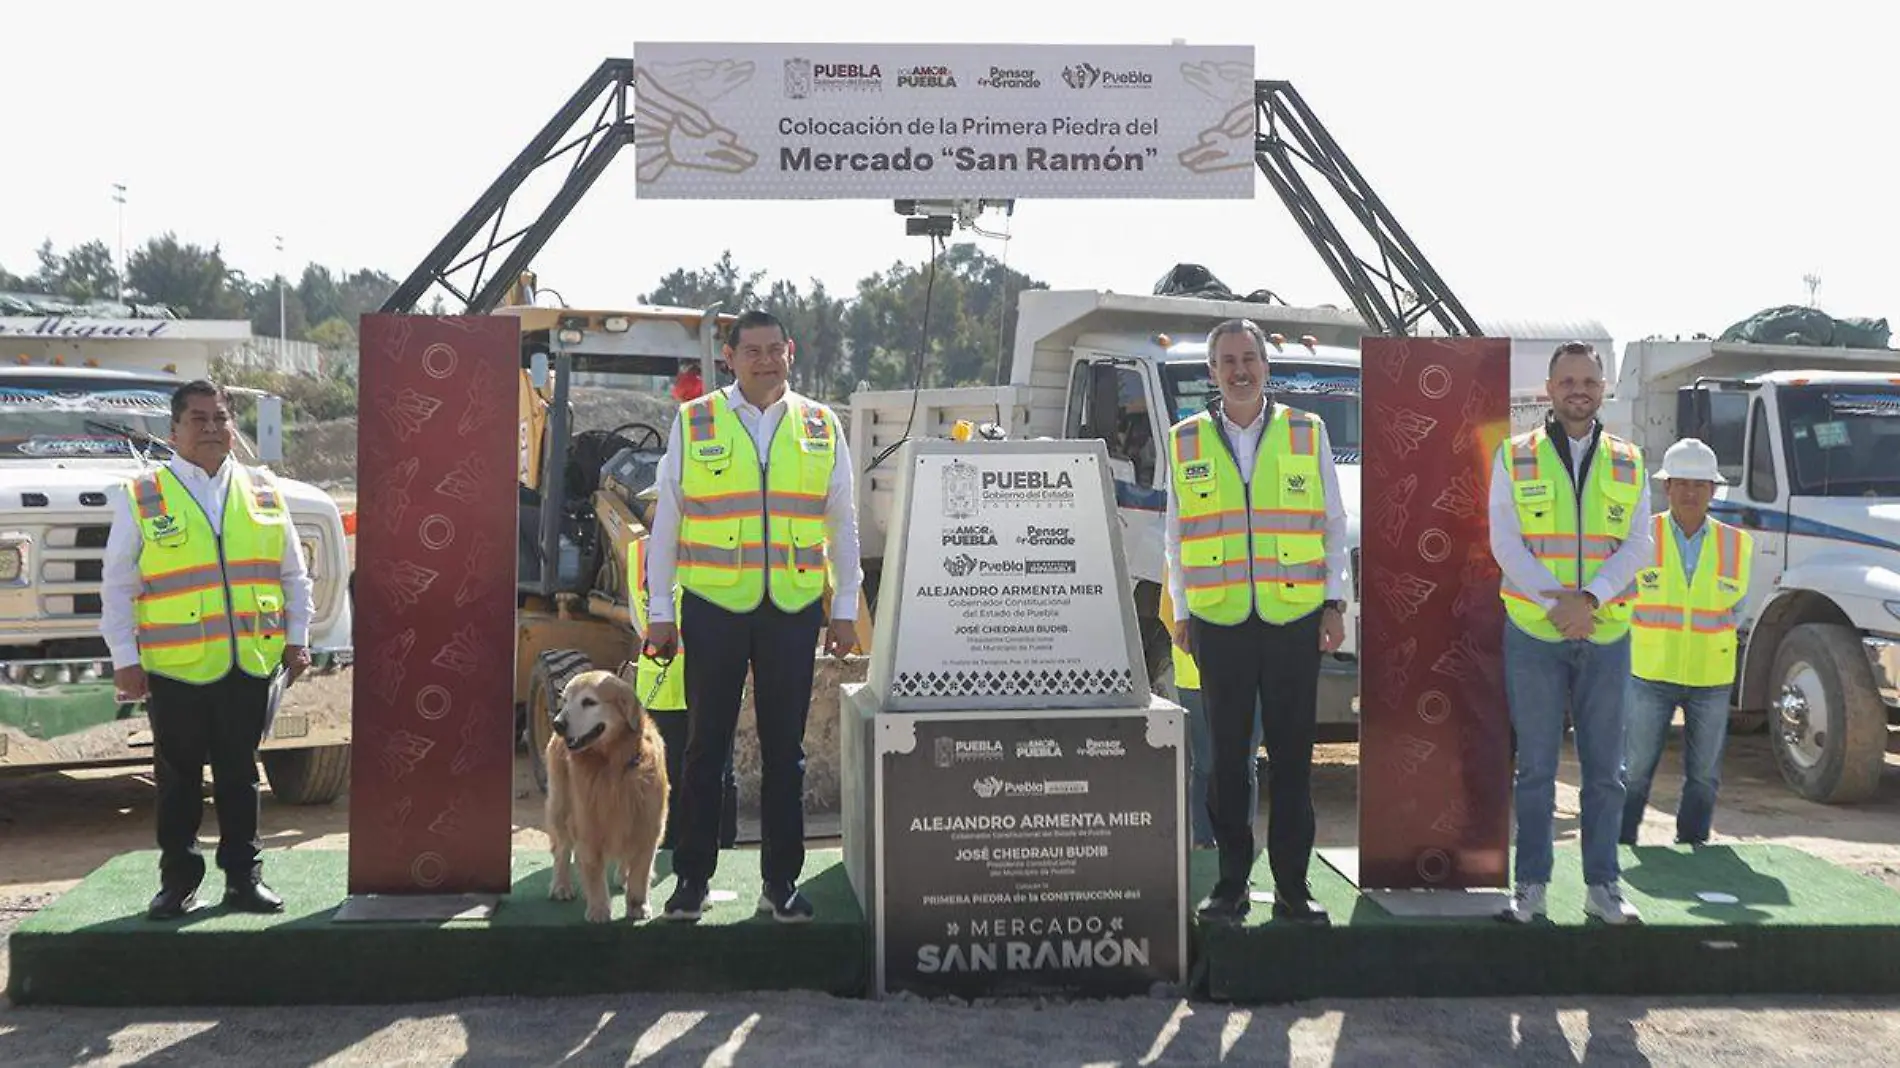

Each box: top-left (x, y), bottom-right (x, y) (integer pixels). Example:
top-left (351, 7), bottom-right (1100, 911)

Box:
top-left (1497, 883), bottom-right (1547, 924)
top-left (1585, 883), bottom-right (1642, 925)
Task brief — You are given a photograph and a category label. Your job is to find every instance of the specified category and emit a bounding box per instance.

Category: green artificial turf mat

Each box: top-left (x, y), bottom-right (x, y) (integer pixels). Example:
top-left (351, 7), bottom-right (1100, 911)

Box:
top-left (8, 848), bottom-right (864, 1006)
top-left (1188, 844), bottom-right (1900, 1002)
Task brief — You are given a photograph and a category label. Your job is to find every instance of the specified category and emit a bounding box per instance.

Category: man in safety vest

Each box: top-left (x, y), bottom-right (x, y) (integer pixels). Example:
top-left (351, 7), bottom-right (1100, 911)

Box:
top-left (1164, 319), bottom-right (1351, 925)
top-left (1490, 342), bottom-right (1654, 925)
top-left (1620, 438), bottom-right (1752, 847)
top-left (644, 309), bottom-right (862, 924)
top-left (626, 484), bottom-right (737, 851)
top-left (101, 380), bottom-right (314, 920)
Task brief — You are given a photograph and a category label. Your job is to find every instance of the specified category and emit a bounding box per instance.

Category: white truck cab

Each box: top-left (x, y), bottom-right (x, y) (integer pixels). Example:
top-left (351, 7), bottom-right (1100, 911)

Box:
top-left (1606, 339), bottom-right (1900, 803)
top-left (0, 365), bottom-right (355, 802)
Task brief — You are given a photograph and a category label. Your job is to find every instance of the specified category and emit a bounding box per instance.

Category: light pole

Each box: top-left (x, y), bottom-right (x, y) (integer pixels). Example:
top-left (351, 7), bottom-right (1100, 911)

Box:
top-left (111, 183), bottom-right (127, 301)
top-left (275, 235), bottom-right (287, 341)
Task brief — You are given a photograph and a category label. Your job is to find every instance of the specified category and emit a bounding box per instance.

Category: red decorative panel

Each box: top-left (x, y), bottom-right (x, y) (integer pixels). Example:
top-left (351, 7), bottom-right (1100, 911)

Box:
top-left (1357, 337), bottom-right (1513, 890)
top-left (347, 315), bottom-right (521, 895)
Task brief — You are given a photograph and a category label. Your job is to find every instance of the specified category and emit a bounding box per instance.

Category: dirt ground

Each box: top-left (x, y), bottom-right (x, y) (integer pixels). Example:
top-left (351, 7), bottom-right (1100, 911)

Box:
top-left (3, 732), bottom-right (1898, 1064)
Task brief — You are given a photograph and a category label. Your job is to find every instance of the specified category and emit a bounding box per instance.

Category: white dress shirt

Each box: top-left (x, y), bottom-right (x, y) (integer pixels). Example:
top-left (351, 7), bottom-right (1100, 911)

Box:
top-left (1487, 422), bottom-right (1653, 613)
top-left (1163, 400), bottom-right (1352, 624)
top-left (100, 454), bottom-right (315, 671)
top-left (644, 384), bottom-right (863, 623)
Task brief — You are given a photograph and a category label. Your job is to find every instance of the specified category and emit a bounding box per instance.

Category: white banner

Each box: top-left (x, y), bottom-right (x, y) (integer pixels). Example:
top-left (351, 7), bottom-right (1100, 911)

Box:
top-left (629, 42), bottom-right (1256, 199)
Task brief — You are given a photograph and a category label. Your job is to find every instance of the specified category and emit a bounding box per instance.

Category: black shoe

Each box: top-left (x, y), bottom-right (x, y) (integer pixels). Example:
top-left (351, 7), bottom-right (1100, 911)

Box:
top-left (663, 878), bottom-right (710, 922)
top-left (1195, 882), bottom-right (1251, 924)
top-left (1272, 895), bottom-right (1330, 925)
top-left (223, 880), bottom-right (284, 913)
top-left (758, 881), bottom-right (814, 924)
top-left (147, 885), bottom-right (199, 920)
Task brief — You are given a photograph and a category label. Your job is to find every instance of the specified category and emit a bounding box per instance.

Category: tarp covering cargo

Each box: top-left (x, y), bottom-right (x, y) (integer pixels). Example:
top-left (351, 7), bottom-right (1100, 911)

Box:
top-left (1718, 305), bottom-right (1892, 350)
top-left (1152, 263), bottom-right (1283, 305)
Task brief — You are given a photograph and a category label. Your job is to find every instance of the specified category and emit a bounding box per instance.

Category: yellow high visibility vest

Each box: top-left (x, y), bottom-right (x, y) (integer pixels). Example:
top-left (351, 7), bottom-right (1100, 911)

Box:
top-left (676, 389), bottom-right (840, 614)
top-left (1159, 582), bottom-right (1201, 690)
top-left (1168, 404), bottom-right (1330, 626)
top-left (128, 463), bottom-right (289, 684)
top-left (1631, 513), bottom-right (1753, 687)
top-left (1499, 426), bottom-right (1645, 644)
top-left (627, 534), bottom-right (687, 711)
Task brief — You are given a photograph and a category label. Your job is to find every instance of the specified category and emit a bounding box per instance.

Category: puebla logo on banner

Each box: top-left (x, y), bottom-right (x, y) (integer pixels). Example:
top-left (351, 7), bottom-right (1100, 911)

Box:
top-left (630, 41), bottom-right (1256, 199)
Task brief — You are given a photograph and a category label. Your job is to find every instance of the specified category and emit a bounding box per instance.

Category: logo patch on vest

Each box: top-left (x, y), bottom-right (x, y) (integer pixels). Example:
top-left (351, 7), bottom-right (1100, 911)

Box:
top-left (1639, 568), bottom-right (1662, 591)
top-left (1607, 502), bottom-right (1627, 524)
top-left (1517, 482), bottom-right (1551, 502)
top-left (1284, 473), bottom-right (1309, 495)
top-left (1718, 578), bottom-right (1742, 595)
top-left (1182, 461), bottom-right (1212, 482)
top-left (695, 444), bottom-right (728, 459)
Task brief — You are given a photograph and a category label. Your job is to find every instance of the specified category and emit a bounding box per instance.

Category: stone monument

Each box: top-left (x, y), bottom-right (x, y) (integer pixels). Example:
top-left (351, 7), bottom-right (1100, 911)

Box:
top-left (841, 437), bottom-right (1187, 999)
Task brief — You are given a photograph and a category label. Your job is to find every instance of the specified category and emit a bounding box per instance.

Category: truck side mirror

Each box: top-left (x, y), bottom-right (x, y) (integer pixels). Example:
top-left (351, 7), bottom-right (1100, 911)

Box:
top-left (530, 350), bottom-right (550, 390)
top-left (255, 395), bottom-right (284, 463)
top-left (1677, 386), bottom-right (1713, 439)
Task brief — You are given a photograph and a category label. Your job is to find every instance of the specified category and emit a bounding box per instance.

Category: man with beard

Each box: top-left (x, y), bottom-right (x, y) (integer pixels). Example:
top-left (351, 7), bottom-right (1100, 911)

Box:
top-left (1164, 318), bottom-right (1350, 925)
top-left (1490, 342), bottom-right (1653, 925)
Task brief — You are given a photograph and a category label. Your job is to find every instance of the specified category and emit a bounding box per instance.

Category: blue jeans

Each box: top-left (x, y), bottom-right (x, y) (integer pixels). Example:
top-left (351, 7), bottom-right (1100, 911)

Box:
top-left (1178, 687), bottom-right (1263, 847)
top-left (1503, 621), bottom-right (1630, 887)
top-left (1621, 678), bottom-right (1729, 845)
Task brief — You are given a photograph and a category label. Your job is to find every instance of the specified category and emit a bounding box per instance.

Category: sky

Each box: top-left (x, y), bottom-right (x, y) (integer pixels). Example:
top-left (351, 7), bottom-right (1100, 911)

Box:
top-left (4, 1), bottom-right (1894, 356)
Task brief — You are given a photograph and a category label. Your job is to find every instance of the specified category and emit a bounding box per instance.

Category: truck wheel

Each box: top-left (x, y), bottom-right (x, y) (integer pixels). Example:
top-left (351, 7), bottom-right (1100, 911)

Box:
top-left (527, 648), bottom-right (593, 796)
top-left (1768, 623), bottom-right (1886, 804)
top-left (261, 744), bottom-right (351, 805)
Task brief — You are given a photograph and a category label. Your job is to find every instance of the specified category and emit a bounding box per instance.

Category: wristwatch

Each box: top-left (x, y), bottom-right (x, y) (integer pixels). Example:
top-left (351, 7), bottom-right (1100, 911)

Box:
top-left (1323, 599), bottom-right (1347, 614)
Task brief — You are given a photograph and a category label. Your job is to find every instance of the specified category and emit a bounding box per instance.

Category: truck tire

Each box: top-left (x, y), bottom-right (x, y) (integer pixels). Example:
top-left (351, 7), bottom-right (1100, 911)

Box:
top-left (261, 744), bottom-right (351, 805)
top-left (527, 648), bottom-right (593, 796)
top-left (1768, 622), bottom-right (1886, 804)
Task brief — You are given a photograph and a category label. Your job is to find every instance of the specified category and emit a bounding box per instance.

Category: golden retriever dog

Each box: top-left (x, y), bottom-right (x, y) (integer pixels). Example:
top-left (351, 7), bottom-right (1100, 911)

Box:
top-left (544, 670), bottom-right (669, 922)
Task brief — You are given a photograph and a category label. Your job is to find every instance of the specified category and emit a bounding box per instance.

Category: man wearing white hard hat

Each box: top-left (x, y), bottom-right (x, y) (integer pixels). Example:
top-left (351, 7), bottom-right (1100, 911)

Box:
top-left (1620, 438), bottom-right (1753, 847)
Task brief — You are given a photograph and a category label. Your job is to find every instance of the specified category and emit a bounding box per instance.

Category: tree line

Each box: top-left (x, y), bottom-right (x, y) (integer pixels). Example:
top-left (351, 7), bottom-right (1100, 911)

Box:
top-left (4, 235), bottom-right (1050, 407)
top-left (0, 235), bottom-right (405, 353)
top-left (637, 243), bottom-right (1047, 403)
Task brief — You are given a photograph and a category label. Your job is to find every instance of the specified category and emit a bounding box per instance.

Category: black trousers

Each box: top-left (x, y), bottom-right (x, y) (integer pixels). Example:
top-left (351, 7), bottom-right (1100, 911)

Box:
top-left (675, 591), bottom-right (823, 887)
top-left (145, 669), bottom-right (273, 890)
top-left (1191, 610), bottom-right (1322, 894)
top-left (651, 710), bottom-right (738, 850)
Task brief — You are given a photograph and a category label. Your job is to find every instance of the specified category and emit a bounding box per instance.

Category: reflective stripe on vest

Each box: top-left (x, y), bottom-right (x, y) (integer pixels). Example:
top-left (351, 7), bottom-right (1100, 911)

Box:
top-left (627, 536), bottom-right (687, 711)
top-left (1499, 427), bottom-right (1644, 644)
top-left (1169, 405), bottom-right (1329, 626)
top-left (675, 390), bottom-right (838, 614)
top-left (132, 464), bottom-right (289, 683)
top-left (1631, 514), bottom-right (1752, 687)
